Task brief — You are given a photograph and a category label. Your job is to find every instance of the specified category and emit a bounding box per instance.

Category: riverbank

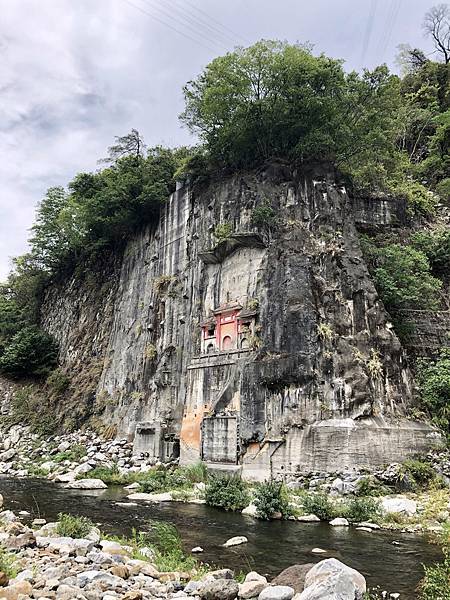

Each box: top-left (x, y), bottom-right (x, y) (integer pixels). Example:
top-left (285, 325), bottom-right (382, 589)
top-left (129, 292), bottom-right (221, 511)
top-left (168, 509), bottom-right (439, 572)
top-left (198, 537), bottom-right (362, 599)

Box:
top-left (0, 476), bottom-right (443, 599)
top-left (1, 425), bottom-right (449, 539)
top-left (0, 495), bottom-right (375, 600)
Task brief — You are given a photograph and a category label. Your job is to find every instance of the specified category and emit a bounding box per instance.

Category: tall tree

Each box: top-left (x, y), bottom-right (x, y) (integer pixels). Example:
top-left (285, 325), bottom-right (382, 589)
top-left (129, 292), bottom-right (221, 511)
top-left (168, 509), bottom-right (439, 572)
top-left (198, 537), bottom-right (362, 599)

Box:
top-left (423, 4), bottom-right (450, 63)
top-left (100, 129), bottom-right (146, 164)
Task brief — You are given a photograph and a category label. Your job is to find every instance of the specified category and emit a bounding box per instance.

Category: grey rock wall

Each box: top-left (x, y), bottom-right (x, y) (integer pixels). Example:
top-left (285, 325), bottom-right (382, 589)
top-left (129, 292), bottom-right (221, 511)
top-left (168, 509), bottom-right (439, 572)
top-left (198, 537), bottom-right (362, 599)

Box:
top-left (41, 163), bottom-right (438, 478)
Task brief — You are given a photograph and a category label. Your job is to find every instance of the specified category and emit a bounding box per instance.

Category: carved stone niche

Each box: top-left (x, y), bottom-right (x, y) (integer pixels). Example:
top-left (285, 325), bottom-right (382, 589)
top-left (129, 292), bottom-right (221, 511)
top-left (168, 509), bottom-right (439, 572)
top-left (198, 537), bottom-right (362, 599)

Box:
top-left (200, 303), bottom-right (259, 354)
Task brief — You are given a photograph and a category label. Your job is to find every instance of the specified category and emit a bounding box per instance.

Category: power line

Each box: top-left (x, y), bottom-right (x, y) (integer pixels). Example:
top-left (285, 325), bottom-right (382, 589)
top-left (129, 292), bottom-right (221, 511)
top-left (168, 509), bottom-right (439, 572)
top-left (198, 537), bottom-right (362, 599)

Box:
top-left (170, 0), bottom-right (243, 48)
top-left (376, 0), bottom-right (396, 55)
top-left (379, 0), bottom-right (402, 60)
top-left (121, 0), bottom-right (221, 54)
top-left (361, 0), bottom-right (378, 66)
top-left (139, 0), bottom-right (230, 52)
top-left (175, 0), bottom-right (250, 46)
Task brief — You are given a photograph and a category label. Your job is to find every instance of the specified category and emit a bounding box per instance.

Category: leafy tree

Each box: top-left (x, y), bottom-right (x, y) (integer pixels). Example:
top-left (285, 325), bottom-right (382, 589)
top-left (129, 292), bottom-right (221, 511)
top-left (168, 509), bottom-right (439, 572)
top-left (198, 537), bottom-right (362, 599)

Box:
top-left (0, 293), bottom-right (23, 354)
top-left (417, 348), bottom-right (450, 436)
top-left (67, 146), bottom-right (185, 252)
top-left (100, 128), bottom-right (146, 164)
top-left (370, 244), bottom-right (442, 311)
top-left (411, 227), bottom-right (450, 281)
top-left (0, 326), bottom-right (58, 378)
top-left (29, 187), bottom-right (71, 271)
top-left (181, 41), bottom-right (401, 183)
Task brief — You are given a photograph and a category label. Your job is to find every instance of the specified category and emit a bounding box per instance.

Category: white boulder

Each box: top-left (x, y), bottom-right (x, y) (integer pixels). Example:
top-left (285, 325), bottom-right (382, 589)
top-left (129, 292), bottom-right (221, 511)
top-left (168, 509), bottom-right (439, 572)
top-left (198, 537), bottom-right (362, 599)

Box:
top-left (223, 535), bottom-right (248, 547)
top-left (298, 558), bottom-right (366, 600)
top-left (66, 478), bottom-right (107, 489)
top-left (381, 496), bottom-right (417, 516)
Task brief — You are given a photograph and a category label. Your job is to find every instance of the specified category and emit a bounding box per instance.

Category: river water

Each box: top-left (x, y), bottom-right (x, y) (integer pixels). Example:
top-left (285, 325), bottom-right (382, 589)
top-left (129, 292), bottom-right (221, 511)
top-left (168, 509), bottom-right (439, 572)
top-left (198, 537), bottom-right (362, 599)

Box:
top-left (0, 477), bottom-right (442, 599)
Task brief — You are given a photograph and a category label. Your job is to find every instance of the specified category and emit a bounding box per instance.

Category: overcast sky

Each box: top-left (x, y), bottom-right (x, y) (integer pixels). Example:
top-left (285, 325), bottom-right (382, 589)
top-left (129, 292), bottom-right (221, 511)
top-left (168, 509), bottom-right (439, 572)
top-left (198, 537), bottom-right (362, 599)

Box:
top-left (0, 0), bottom-right (436, 281)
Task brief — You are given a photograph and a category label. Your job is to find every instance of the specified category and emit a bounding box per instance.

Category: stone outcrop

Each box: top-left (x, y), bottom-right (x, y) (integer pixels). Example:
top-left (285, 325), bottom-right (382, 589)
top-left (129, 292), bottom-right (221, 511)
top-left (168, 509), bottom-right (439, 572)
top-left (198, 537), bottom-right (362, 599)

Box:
top-left (40, 162), bottom-right (438, 479)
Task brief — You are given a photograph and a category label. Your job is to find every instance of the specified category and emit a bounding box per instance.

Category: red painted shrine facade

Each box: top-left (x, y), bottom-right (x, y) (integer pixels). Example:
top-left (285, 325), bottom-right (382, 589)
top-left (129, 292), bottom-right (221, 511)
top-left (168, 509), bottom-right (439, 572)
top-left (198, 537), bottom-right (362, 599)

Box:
top-left (200, 303), bottom-right (257, 354)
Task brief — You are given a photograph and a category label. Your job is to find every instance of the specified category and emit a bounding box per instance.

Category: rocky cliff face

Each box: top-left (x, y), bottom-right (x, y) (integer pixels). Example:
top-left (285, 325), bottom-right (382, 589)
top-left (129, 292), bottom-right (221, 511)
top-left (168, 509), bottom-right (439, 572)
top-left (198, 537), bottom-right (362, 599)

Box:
top-left (41, 163), bottom-right (438, 480)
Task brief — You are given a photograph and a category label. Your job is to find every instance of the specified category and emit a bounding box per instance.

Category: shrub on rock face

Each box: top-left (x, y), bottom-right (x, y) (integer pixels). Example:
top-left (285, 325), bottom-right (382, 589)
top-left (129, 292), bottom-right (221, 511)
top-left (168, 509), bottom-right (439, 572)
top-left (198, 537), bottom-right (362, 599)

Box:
top-left (254, 482), bottom-right (291, 520)
top-left (205, 475), bottom-right (250, 512)
top-left (355, 476), bottom-right (390, 497)
top-left (400, 459), bottom-right (436, 490)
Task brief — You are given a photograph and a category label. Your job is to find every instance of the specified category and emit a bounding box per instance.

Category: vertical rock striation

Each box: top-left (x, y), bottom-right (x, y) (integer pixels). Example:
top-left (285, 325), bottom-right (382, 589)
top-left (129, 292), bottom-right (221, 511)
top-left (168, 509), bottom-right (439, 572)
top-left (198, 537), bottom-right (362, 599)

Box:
top-left (41, 163), bottom-right (438, 479)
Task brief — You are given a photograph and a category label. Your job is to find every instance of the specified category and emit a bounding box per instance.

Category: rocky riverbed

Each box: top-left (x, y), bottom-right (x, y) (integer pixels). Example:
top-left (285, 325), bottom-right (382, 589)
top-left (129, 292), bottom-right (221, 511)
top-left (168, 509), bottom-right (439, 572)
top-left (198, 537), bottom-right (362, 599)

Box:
top-left (0, 495), bottom-right (376, 600)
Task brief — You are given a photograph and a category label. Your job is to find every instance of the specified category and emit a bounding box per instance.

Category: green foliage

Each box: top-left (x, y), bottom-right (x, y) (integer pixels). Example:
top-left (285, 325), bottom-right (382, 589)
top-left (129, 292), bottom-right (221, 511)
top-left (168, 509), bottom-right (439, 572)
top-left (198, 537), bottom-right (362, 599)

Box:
top-left (46, 369), bottom-right (70, 394)
top-left (365, 242), bottom-right (442, 312)
top-left (181, 41), bottom-right (400, 182)
top-left (342, 496), bottom-right (383, 523)
top-left (355, 477), bottom-right (390, 497)
top-left (411, 228), bottom-right (450, 282)
top-left (5, 385), bottom-right (56, 436)
top-left (205, 475), bottom-right (250, 511)
top-left (149, 520), bottom-right (199, 573)
top-left (0, 325), bottom-right (58, 379)
top-left (213, 223), bottom-right (233, 242)
top-left (138, 464), bottom-right (208, 494)
top-left (27, 464), bottom-right (50, 478)
top-left (417, 349), bottom-right (450, 436)
top-left (401, 459), bottom-right (436, 488)
top-left (53, 444), bottom-right (86, 463)
top-left (65, 146), bottom-right (183, 255)
top-left (0, 549), bottom-right (18, 579)
top-left (420, 552), bottom-right (450, 600)
top-left (251, 200), bottom-right (277, 230)
top-left (300, 492), bottom-right (335, 521)
top-left (254, 481), bottom-right (290, 520)
top-left (56, 513), bottom-right (94, 538)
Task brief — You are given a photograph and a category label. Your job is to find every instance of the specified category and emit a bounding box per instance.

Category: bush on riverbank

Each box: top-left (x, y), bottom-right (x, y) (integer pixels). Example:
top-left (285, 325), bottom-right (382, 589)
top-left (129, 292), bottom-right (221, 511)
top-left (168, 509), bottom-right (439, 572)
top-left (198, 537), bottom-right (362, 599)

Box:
top-left (254, 481), bottom-right (291, 520)
top-left (138, 463), bottom-right (208, 494)
top-left (205, 475), bottom-right (250, 512)
top-left (0, 549), bottom-right (17, 579)
top-left (56, 513), bottom-right (95, 538)
top-left (342, 497), bottom-right (383, 523)
top-left (300, 492), bottom-right (336, 521)
top-left (105, 520), bottom-right (205, 574)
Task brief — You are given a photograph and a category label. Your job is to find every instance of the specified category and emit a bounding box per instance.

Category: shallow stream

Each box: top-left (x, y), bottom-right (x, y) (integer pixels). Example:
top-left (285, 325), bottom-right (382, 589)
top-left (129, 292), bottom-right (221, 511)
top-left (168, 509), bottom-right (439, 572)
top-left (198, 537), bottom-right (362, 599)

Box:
top-left (0, 477), bottom-right (442, 599)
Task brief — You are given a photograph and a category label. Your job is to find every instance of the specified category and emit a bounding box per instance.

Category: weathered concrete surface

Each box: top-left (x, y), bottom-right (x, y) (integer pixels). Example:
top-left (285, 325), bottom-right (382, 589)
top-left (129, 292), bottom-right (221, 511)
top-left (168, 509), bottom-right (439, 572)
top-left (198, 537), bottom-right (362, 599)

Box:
top-left (40, 163), bottom-right (438, 477)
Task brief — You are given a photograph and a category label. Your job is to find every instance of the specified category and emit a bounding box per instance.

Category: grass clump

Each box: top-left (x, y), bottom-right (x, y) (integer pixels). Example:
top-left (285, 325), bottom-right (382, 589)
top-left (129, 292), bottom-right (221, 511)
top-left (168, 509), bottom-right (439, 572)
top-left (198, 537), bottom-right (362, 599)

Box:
top-left (150, 520), bottom-right (206, 574)
top-left (53, 444), bottom-right (86, 463)
top-left (0, 549), bottom-right (18, 578)
top-left (82, 465), bottom-right (127, 485)
top-left (254, 481), bottom-right (291, 520)
top-left (56, 513), bottom-right (94, 538)
top-left (205, 475), bottom-right (250, 512)
top-left (139, 463), bottom-right (208, 494)
top-left (27, 464), bottom-right (50, 478)
top-left (300, 492), bottom-right (335, 521)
